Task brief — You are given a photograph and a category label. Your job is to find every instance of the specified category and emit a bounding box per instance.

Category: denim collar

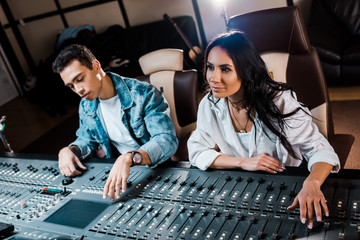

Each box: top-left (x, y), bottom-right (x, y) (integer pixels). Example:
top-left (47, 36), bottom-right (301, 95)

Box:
top-left (82, 72), bottom-right (133, 117)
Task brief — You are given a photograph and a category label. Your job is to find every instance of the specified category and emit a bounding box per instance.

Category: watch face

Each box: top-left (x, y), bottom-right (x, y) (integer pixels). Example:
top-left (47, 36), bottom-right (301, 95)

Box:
top-left (132, 152), bottom-right (142, 165)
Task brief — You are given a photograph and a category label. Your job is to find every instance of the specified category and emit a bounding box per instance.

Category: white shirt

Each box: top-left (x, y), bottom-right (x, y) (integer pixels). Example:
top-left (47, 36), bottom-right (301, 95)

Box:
top-left (98, 95), bottom-right (139, 154)
top-left (188, 91), bottom-right (340, 172)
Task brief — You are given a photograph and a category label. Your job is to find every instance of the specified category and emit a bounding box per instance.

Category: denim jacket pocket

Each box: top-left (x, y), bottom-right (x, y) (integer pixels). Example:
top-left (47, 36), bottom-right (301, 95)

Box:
top-left (132, 119), bottom-right (146, 138)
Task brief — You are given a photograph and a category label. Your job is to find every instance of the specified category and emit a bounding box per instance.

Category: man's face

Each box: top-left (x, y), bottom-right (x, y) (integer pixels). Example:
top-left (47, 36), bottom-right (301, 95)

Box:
top-left (60, 59), bottom-right (102, 101)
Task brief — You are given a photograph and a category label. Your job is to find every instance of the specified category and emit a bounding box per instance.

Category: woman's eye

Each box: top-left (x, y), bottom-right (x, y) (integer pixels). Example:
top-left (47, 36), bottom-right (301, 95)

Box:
top-left (77, 77), bottom-right (84, 82)
top-left (207, 64), bottom-right (214, 71)
top-left (221, 67), bottom-right (231, 72)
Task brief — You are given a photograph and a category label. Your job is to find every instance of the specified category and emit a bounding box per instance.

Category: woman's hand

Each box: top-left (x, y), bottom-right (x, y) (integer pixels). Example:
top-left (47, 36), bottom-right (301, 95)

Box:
top-left (240, 154), bottom-right (285, 173)
top-left (287, 179), bottom-right (329, 229)
top-left (103, 153), bottom-right (132, 201)
top-left (287, 162), bottom-right (333, 229)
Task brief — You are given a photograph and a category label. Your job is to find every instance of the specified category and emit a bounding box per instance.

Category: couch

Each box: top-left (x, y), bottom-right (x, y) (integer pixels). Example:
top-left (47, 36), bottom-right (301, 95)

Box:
top-left (29, 16), bottom-right (201, 116)
top-left (307, 0), bottom-right (360, 85)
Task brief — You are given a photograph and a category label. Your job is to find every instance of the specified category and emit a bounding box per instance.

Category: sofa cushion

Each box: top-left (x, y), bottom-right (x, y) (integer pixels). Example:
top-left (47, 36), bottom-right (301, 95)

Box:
top-left (307, 0), bottom-right (352, 63)
top-left (309, 28), bottom-right (348, 64)
top-left (343, 36), bottom-right (360, 64)
top-left (308, 0), bottom-right (360, 85)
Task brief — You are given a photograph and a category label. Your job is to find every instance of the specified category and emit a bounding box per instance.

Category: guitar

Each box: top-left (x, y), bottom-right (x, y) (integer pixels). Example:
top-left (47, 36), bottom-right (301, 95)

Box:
top-left (163, 14), bottom-right (203, 66)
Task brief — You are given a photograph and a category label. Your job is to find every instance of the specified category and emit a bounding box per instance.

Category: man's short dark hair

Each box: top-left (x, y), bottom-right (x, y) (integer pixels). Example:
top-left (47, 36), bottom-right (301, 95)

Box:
top-left (52, 44), bottom-right (96, 74)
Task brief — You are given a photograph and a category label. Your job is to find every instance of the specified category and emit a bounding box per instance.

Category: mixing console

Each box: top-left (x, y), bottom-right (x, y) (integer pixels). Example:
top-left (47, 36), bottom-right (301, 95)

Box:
top-left (0, 156), bottom-right (359, 239)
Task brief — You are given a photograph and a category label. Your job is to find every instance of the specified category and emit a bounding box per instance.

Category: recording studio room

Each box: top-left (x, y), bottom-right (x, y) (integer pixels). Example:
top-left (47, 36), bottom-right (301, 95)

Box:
top-left (0, 0), bottom-right (360, 239)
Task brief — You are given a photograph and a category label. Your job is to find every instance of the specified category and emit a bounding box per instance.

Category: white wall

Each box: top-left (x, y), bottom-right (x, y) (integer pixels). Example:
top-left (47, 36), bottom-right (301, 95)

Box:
top-left (1, 0), bottom-right (306, 78)
top-left (198, 0), bottom-right (287, 43)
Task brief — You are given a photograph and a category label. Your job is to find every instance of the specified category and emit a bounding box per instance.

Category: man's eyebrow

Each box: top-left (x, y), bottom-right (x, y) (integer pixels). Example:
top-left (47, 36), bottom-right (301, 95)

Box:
top-left (65, 73), bottom-right (82, 86)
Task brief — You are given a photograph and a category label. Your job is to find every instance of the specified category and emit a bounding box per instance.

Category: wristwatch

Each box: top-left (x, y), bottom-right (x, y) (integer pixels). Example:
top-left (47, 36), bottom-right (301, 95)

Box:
top-left (131, 151), bottom-right (143, 166)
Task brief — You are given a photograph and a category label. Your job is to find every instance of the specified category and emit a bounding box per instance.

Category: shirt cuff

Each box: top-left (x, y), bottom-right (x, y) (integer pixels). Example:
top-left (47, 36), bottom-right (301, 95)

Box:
top-left (196, 150), bottom-right (222, 171)
top-left (307, 150), bottom-right (340, 173)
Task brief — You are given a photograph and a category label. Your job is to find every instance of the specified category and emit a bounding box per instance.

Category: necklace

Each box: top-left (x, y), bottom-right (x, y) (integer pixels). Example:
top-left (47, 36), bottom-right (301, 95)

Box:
top-left (227, 97), bottom-right (244, 110)
top-left (228, 98), bottom-right (249, 133)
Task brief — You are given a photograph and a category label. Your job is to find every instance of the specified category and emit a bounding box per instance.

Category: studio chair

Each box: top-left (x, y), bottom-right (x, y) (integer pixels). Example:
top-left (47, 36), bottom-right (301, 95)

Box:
top-left (227, 6), bottom-right (354, 168)
top-left (136, 49), bottom-right (201, 161)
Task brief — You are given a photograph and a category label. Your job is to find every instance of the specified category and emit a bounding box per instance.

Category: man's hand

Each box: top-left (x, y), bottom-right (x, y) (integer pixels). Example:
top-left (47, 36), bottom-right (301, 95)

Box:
top-left (287, 179), bottom-right (329, 229)
top-left (103, 153), bottom-right (132, 201)
top-left (240, 154), bottom-right (285, 174)
top-left (58, 146), bottom-right (87, 177)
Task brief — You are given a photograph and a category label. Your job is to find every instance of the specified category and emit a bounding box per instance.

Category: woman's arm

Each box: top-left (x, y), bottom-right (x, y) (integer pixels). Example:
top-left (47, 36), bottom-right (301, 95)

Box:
top-left (287, 162), bottom-right (333, 229)
top-left (210, 153), bottom-right (285, 174)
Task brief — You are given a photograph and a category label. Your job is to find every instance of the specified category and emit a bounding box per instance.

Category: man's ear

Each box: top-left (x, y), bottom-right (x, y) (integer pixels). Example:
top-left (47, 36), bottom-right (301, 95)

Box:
top-left (92, 59), bottom-right (101, 72)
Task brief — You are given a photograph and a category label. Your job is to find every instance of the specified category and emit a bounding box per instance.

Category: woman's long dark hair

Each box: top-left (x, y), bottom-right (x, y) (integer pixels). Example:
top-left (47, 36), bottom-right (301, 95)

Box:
top-left (204, 31), bottom-right (302, 159)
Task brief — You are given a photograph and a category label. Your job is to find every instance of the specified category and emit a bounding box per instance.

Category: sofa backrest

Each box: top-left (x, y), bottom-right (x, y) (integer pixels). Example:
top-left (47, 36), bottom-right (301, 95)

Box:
top-left (136, 48), bottom-right (201, 161)
top-left (310, 0), bottom-right (360, 35)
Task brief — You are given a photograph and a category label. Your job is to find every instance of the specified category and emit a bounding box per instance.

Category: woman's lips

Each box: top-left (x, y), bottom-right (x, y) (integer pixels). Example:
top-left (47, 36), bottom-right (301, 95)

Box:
top-left (211, 86), bottom-right (223, 92)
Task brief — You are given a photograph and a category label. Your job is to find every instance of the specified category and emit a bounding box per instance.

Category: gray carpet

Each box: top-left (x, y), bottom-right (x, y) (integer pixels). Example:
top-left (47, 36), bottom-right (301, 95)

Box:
top-left (331, 100), bottom-right (360, 169)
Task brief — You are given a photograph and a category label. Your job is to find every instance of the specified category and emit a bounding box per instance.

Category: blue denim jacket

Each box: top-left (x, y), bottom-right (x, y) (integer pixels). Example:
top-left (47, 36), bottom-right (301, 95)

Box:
top-left (70, 72), bottom-right (178, 167)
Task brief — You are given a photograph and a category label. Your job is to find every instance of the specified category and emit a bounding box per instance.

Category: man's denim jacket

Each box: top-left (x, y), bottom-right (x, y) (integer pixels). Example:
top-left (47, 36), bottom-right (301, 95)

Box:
top-left (70, 72), bottom-right (178, 167)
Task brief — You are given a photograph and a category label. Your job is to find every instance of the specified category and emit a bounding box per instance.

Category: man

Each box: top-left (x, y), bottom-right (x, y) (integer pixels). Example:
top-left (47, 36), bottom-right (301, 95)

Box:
top-left (52, 44), bottom-right (178, 201)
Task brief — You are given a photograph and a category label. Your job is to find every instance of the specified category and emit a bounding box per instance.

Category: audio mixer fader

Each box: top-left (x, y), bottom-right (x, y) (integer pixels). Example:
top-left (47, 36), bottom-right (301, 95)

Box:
top-left (0, 156), bottom-right (359, 239)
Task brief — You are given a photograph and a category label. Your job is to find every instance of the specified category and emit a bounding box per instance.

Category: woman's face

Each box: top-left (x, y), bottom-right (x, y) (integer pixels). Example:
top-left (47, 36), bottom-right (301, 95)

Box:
top-left (206, 46), bottom-right (242, 99)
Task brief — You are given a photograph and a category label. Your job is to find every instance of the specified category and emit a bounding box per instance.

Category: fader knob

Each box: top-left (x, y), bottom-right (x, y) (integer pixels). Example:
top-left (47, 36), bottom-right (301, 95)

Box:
top-left (287, 233), bottom-right (294, 240)
top-left (20, 201), bottom-right (27, 209)
top-left (62, 177), bottom-right (73, 185)
top-left (272, 233), bottom-right (278, 240)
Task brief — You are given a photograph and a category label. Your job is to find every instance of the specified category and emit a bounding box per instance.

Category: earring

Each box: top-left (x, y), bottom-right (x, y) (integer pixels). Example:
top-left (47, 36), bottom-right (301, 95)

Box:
top-left (96, 73), bottom-right (101, 80)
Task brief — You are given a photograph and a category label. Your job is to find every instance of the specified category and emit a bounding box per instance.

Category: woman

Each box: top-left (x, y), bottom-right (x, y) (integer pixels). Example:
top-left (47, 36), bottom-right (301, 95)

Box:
top-left (187, 31), bottom-right (340, 229)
